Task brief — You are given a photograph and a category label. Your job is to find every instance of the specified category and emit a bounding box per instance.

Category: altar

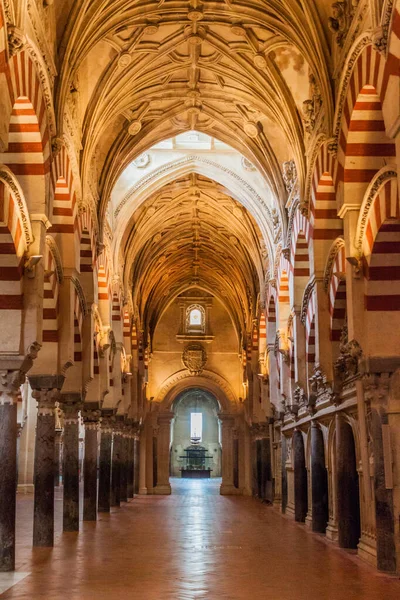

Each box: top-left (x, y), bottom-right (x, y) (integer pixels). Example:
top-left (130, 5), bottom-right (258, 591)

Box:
top-left (179, 444), bottom-right (213, 478)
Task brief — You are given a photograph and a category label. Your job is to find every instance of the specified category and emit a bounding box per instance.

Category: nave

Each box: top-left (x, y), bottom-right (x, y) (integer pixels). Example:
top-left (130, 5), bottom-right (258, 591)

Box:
top-left (1, 479), bottom-right (400, 600)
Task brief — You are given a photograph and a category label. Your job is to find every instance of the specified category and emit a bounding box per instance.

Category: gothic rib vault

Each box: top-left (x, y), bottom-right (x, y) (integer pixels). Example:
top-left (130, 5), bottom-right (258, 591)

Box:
top-left (1, 0), bottom-right (400, 586)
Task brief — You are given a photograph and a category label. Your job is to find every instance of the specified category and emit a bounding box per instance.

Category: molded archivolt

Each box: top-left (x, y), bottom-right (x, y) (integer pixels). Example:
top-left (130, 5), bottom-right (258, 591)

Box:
top-left (157, 369), bottom-right (237, 410)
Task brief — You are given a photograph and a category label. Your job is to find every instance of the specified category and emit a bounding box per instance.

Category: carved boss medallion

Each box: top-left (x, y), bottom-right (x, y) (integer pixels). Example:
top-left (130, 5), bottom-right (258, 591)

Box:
top-left (182, 344), bottom-right (207, 375)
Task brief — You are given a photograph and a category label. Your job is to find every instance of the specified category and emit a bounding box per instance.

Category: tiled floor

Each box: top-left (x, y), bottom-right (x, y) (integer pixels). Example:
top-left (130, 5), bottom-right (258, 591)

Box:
top-left (2, 478), bottom-right (400, 599)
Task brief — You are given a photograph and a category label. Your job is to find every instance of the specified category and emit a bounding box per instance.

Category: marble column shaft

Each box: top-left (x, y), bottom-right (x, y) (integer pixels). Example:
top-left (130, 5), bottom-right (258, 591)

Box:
top-left (31, 384), bottom-right (60, 547)
top-left (98, 423), bottom-right (113, 513)
top-left (127, 435), bottom-right (134, 499)
top-left (83, 410), bottom-right (100, 521)
top-left (61, 395), bottom-right (82, 532)
top-left (111, 432), bottom-right (121, 506)
top-left (0, 394), bottom-right (18, 571)
top-left (120, 433), bottom-right (128, 503)
top-left (220, 414), bottom-right (236, 494)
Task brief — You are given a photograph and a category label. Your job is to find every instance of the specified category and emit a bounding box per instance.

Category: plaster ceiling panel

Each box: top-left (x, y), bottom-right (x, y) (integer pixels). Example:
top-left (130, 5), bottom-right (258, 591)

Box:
top-left (268, 45), bottom-right (310, 112)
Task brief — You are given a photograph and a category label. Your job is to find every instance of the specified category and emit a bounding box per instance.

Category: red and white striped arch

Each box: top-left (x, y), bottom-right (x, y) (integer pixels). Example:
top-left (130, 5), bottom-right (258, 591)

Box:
top-left (359, 175), bottom-right (400, 311)
top-left (49, 147), bottom-right (78, 239)
top-left (336, 45), bottom-right (397, 193)
top-left (290, 211), bottom-right (311, 270)
top-left (42, 241), bottom-right (60, 344)
top-left (0, 170), bottom-right (32, 351)
top-left (259, 312), bottom-right (266, 355)
top-left (97, 251), bottom-right (111, 310)
top-left (77, 209), bottom-right (96, 273)
top-left (123, 309), bottom-right (131, 356)
top-left (1, 52), bottom-right (51, 183)
top-left (327, 241), bottom-right (347, 342)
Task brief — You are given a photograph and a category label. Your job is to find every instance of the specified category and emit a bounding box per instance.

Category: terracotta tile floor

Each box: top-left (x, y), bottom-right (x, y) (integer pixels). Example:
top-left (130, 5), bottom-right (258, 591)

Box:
top-left (2, 478), bottom-right (400, 599)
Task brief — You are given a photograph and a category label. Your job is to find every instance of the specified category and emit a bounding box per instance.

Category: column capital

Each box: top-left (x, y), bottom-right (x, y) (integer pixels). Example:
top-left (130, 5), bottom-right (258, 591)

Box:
top-left (219, 412), bottom-right (236, 425)
top-left (82, 405), bottom-right (101, 430)
top-left (0, 342), bottom-right (42, 403)
top-left (60, 392), bottom-right (82, 424)
top-left (157, 411), bottom-right (174, 425)
top-left (29, 374), bottom-right (65, 416)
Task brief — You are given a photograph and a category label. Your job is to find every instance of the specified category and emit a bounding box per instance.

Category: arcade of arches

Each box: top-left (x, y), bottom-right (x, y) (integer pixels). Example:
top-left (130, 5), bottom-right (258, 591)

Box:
top-left (1, 0), bottom-right (400, 595)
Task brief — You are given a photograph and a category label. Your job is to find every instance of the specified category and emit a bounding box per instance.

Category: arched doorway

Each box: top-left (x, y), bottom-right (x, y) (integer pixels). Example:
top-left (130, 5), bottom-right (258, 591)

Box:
top-left (293, 430), bottom-right (308, 522)
top-left (311, 424), bottom-right (328, 533)
top-left (171, 389), bottom-right (221, 479)
top-left (336, 418), bottom-right (361, 549)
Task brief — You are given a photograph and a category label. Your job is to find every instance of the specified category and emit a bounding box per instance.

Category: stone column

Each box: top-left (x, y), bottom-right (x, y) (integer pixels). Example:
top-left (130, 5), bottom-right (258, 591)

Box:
top-left (0, 346), bottom-right (41, 571)
top-left (111, 428), bottom-right (121, 507)
top-left (120, 428), bottom-right (128, 503)
top-left (139, 427), bottom-right (147, 495)
top-left (134, 434), bottom-right (140, 495)
top-left (127, 430), bottom-right (134, 499)
top-left (0, 382), bottom-right (18, 571)
top-left (54, 429), bottom-right (63, 486)
top-left (311, 422), bottom-right (328, 534)
top-left (29, 376), bottom-right (63, 547)
top-left (82, 408), bottom-right (100, 521)
top-left (98, 417), bottom-right (113, 513)
top-left (220, 414), bottom-right (237, 495)
top-left (60, 394), bottom-right (82, 532)
top-left (155, 412), bottom-right (173, 494)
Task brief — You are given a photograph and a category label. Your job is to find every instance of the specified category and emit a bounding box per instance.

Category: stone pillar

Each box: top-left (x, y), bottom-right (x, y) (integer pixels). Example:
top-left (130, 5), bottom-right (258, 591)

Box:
top-left (139, 427), bottom-right (147, 494)
top-left (98, 417), bottom-right (113, 512)
top-left (0, 347), bottom-right (41, 570)
top-left (155, 412), bottom-right (173, 494)
top-left (60, 394), bottom-right (82, 532)
top-left (111, 429), bottom-right (121, 507)
top-left (82, 408), bottom-right (100, 521)
top-left (220, 414), bottom-right (237, 495)
top-left (134, 435), bottom-right (140, 495)
top-left (120, 428), bottom-right (128, 503)
top-left (54, 429), bottom-right (63, 486)
top-left (0, 383), bottom-right (18, 571)
top-left (29, 376), bottom-right (63, 547)
top-left (127, 432), bottom-right (134, 499)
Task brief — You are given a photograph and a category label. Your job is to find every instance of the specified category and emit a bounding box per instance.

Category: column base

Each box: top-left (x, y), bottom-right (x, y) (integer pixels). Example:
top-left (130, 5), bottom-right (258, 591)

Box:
top-left (241, 486), bottom-right (252, 496)
top-left (139, 487), bottom-right (148, 495)
top-left (220, 484), bottom-right (240, 495)
top-left (326, 521), bottom-right (339, 542)
top-left (358, 535), bottom-right (377, 567)
top-left (154, 484), bottom-right (171, 495)
top-left (285, 503), bottom-right (295, 519)
top-left (305, 513), bottom-right (313, 529)
top-left (17, 484), bottom-right (34, 494)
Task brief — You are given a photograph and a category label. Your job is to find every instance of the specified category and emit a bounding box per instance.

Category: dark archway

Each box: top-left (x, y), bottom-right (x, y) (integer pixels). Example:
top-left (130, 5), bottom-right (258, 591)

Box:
top-left (336, 418), bottom-right (361, 549)
top-left (293, 430), bottom-right (308, 522)
top-left (311, 425), bottom-right (328, 533)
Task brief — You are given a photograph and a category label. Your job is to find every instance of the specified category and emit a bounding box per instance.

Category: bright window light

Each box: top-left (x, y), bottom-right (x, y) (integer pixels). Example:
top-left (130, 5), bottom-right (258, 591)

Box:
top-left (189, 308), bottom-right (202, 326)
top-left (190, 412), bottom-right (203, 441)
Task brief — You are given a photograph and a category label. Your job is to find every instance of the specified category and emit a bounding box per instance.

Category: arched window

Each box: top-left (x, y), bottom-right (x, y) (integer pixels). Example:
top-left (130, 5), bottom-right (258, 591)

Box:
top-left (186, 304), bottom-right (205, 333)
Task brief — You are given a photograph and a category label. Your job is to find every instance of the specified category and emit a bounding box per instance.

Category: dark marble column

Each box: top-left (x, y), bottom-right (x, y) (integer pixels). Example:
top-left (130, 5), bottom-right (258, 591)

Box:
top-left (82, 407), bottom-right (100, 521)
top-left (60, 394), bottom-right (82, 532)
top-left (0, 347), bottom-right (40, 571)
top-left (0, 388), bottom-right (18, 571)
top-left (98, 418), bottom-right (113, 512)
top-left (294, 430), bottom-right (308, 523)
top-left (120, 430), bottom-right (128, 503)
top-left (127, 433), bottom-right (134, 499)
top-left (281, 436), bottom-right (288, 513)
top-left (134, 436), bottom-right (140, 495)
top-left (54, 430), bottom-right (63, 486)
top-left (111, 430), bottom-right (121, 507)
top-left (29, 376), bottom-right (64, 547)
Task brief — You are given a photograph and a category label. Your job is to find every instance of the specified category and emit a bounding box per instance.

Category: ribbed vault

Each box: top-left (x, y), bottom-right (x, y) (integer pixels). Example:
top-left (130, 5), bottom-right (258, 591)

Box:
top-left (119, 171), bottom-right (265, 336)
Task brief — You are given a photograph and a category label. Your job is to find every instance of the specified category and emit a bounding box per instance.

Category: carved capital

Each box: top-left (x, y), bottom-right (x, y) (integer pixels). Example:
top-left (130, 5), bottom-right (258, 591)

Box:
top-left (8, 25), bottom-right (26, 57)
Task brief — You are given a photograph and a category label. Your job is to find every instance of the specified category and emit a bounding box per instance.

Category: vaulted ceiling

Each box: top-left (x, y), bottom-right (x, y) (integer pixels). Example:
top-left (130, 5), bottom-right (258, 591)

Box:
top-left (52, 0), bottom-right (334, 336)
